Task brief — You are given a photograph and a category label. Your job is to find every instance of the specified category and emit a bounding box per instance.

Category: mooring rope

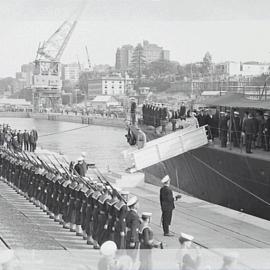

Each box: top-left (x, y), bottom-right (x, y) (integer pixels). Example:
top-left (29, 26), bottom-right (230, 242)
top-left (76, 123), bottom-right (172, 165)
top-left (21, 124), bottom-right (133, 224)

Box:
top-left (39, 125), bottom-right (90, 138)
top-left (189, 152), bottom-right (270, 207)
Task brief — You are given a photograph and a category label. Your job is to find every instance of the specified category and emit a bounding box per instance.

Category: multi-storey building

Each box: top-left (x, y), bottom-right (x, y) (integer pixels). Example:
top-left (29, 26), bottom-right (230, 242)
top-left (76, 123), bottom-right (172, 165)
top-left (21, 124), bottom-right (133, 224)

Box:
top-left (62, 63), bottom-right (81, 82)
top-left (88, 74), bottom-right (134, 97)
top-left (115, 45), bottom-right (134, 71)
top-left (142, 40), bottom-right (170, 62)
top-left (214, 61), bottom-right (270, 78)
top-left (115, 41), bottom-right (170, 71)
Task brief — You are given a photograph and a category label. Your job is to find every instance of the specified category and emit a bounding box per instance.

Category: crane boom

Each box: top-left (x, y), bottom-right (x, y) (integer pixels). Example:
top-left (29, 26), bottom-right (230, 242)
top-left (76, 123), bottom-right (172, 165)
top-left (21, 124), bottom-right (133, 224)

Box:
top-left (32, 1), bottom-right (86, 112)
top-left (85, 45), bottom-right (92, 71)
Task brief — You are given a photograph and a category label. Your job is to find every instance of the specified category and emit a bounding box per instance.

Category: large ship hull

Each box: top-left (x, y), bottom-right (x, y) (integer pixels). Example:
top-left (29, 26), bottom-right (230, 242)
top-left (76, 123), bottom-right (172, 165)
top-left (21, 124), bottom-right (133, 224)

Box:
top-left (130, 126), bottom-right (270, 220)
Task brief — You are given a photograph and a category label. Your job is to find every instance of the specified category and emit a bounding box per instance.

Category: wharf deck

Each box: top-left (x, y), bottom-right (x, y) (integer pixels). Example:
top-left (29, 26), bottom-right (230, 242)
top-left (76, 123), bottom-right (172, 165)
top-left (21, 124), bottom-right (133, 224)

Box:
top-left (129, 182), bottom-right (270, 249)
top-left (0, 178), bottom-right (270, 269)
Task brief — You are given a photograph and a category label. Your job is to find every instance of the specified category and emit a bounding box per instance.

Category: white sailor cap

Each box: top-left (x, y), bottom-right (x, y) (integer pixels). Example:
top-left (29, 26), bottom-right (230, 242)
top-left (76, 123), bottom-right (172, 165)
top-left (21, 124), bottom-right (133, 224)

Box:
top-left (220, 111), bottom-right (225, 115)
top-left (179, 232), bottom-right (194, 243)
top-left (96, 182), bottom-right (104, 189)
top-left (264, 112), bottom-right (269, 116)
top-left (233, 111), bottom-right (239, 115)
top-left (161, 175), bottom-right (170, 184)
top-left (121, 190), bottom-right (129, 196)
top-left (127, 196), bottom-right (138, 207)
top-left (100, 241), bottom-right (117, 256)
top-left (77, 156), bottom-right (83, 162)
top-left (81, 152), bottom-right (86, 157)
top-left (141, 212), bottom-right (152, 218)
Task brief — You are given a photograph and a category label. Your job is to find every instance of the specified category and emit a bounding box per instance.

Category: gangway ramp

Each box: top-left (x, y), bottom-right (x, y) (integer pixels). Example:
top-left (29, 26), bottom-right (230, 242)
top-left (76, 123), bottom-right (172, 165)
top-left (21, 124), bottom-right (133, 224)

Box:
top-left (123, 125), bottom-right (208, 171)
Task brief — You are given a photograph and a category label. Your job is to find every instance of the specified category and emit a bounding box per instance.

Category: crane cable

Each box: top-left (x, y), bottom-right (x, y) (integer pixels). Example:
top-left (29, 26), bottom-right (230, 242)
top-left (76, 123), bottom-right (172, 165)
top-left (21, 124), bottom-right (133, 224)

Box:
top-left (188, 152), bottom-right (270, 207)
top-left (39, 125), bottom-right (90, 138)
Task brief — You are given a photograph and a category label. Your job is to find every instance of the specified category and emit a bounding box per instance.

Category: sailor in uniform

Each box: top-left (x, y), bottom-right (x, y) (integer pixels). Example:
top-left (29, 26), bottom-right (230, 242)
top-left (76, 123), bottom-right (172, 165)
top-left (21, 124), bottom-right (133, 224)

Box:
top-left (176, 233), bottom-right (201, 270)
top-left (92, 182), bottom-right (103, 249)
top-left (114, 190), bottom-right (129, 249)
top-left (160, 175), bottom-right (175, 236)
top-left (84, 187), bottom-right (94, 245)
top-left (126, 196), bottom-right (140, 249)
top-left (103, 189), bottom-right (119, 243)
top-left (136, 127), bottom-right (147, 149)
top-left (263, 112), bottom-right (270, 151)
top-left (219, 111), bottom-right (228, 148)
top-left (139, 212), bottom-right (155, 270)
top-left (97, 188), bottom-right (112, 246)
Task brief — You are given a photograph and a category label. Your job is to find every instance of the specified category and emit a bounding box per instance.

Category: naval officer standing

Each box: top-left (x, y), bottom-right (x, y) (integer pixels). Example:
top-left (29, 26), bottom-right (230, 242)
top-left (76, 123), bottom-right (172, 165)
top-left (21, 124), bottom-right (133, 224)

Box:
top-left (160, 175), bottom-right (181, 236)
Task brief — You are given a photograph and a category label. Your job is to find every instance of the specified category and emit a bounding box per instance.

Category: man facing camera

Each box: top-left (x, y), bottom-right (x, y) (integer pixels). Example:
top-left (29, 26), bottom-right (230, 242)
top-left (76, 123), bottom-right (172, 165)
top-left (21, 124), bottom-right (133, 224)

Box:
top-left (160, 175), bottom-right (181, 236)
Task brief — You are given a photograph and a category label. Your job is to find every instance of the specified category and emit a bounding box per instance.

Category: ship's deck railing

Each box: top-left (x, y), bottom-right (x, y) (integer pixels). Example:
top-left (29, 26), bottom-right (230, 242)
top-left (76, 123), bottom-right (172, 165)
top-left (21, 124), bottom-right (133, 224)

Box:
top-left (136, 117), bottom-right (270, 160)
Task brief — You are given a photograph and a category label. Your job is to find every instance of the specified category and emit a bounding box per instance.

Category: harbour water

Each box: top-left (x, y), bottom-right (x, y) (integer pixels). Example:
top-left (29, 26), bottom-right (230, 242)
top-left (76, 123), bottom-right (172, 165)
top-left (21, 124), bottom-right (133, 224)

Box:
top-left (0, 118), bottom-right (128, 172)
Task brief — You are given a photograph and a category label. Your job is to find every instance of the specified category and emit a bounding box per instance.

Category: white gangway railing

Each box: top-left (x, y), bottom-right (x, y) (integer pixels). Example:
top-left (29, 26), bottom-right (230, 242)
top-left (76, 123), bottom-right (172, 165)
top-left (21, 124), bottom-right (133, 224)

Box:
top-left (123, 125), bottom-right (208, 171)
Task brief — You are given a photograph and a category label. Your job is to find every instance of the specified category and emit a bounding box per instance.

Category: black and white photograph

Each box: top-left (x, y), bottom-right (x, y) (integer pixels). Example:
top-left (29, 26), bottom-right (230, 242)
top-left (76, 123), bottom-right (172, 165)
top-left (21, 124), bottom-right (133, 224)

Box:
top-left (0, 0), bottom-right (269, 269)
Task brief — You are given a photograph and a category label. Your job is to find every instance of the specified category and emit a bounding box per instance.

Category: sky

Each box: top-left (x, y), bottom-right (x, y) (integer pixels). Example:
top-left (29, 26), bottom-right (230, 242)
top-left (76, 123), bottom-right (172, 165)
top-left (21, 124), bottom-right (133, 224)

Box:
top-left (1, 0), bottom-right (270, 77)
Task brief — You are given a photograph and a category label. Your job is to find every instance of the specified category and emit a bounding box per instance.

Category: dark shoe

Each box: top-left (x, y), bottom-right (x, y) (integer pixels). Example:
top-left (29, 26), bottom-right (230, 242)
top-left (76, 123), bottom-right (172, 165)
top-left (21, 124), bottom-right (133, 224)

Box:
top-left (164, 233), bottom-right (174, 237)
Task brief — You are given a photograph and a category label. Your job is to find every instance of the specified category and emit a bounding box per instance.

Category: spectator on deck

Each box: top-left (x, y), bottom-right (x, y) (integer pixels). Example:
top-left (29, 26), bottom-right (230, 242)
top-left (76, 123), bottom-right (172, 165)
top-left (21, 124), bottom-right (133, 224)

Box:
top-left (23, 129), bottom-right (30, 151)
top-left (219, 112), bottom-right (229, 148)
top-left (74, 157), bottom-right (85, 177)
top-left (242, 113), bottom-right (256, 154)
top-left (130, 98), bottom-right (137, 125)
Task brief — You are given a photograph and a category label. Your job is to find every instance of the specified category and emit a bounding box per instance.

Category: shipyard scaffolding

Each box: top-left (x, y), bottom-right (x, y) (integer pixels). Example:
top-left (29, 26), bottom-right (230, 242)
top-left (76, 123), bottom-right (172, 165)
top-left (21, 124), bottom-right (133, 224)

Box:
top-left (32, 11), bottom-right (80, 112)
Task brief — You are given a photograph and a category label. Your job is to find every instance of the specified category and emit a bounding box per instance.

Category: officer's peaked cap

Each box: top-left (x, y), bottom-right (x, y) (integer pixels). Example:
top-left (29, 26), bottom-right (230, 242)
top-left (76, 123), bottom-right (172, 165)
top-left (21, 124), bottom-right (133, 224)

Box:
top-left (161, 175), bottom-right (170, 184)
top-left (120, 190), bottom-right (129, 195)
top-left (142, 212), bottom-right (152, 218)
top-left (127, 196), bottom-right (138, 207)
top-left (179, 232), bottom-right (194, 243)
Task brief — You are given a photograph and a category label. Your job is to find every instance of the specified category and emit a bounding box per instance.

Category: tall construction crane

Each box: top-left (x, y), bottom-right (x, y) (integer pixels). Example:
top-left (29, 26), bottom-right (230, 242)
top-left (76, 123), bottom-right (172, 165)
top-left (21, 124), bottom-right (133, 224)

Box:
top-left (85, 45), bottom-right (93, 71)
top-left (32, 2), bottom-right (86, 111)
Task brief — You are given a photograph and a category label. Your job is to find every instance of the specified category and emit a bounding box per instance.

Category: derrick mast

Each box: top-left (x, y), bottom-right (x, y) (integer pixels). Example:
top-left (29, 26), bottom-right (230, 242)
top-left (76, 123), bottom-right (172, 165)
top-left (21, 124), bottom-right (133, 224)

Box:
top-left (32, 14), bottom-right (79, 111)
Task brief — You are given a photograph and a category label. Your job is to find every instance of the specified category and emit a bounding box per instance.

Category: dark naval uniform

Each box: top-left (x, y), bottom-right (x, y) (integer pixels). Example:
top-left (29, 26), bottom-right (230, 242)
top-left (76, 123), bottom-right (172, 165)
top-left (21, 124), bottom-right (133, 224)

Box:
top-left (242, 117), bottom-right (256, 153)
top-left (114, 200), bottom-right (128, 249)
top-left (139, 224), bottom-right (154, 270)
top-left (263, 116), bottom-right (270, 151)
top-left (160, 185), bottom-right (175, 235)
top-left (219, 114), bottom-right (228, 147)
top-left (126, 209), bottom-right (140, 249)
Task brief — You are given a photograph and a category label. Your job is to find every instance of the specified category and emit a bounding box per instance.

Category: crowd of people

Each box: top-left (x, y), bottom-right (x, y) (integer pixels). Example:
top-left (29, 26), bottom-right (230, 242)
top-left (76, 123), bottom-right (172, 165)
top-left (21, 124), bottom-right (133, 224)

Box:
top-left (0, 124), bottom-right (38, 152)
top-left (139, 101), bottom-right (270, 154)
top-left (195, 109), bottom-right (270, 154)
top-left (0, 145), bottom-right (163, 255)
top-left (0, 122), bottom-right (244, 270)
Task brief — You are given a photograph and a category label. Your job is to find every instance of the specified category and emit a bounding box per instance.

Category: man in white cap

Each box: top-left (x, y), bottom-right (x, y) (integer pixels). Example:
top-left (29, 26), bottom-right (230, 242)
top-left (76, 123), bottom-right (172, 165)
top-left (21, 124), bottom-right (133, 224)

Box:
top-left (160, 175), bottom-right (178, 236)
top-left (97, 241), bottom-right (117, 270)
top-left (74, 157), bottom-right (85, 177)
top-left (81, 152), bottom-right (88, 175)
top-left (126, 196), bottom-right (140, 249)
top-left (232, 111), bottom-right (241, 147)
top-left (177, 232), bottom-right (201, 270)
